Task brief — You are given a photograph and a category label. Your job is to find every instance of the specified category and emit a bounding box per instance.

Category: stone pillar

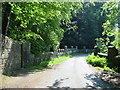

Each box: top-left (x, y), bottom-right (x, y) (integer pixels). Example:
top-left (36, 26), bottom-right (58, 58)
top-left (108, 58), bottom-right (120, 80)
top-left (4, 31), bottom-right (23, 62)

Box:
top-left (71, 46), bottom-right (73, 54)
top-left (94, 46), bottom-right (100, 56)
top-left (76, 46), bottom-right (78, 49)
top-left (83, 46), bottom-right (87, 53)
top-left (3, 39), bottom-right (21, 75)
top-left (76, 46), bottom-right (78, 53)
top-left (64, 46), bottom-right (68, 55)
top-left (62, 49), bottom-right (64, 56)
top-left (21, 41), bottom-right (31, 68)
top-left (54, 49), bottom-right (58, 58)
top-left (108, 46), bottom-right (118, 61)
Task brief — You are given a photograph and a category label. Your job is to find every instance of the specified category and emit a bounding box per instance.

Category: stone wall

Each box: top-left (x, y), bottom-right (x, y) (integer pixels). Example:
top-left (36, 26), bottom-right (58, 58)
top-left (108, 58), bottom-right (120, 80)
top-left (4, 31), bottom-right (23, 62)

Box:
top-left (0, 34), bottom-right (4, 74)
top-left (1, 36), bottom-right (21, 75)
top-left (35, 52), bottom-right (51, 65)
top-left (0, 36), bottom-right (36, 75)
top-left (21, 41), bottom-right (31, 68)
top-left (0, 36), bottom-right (80, 75)
top-left (50, 46), bottom-right (80, 58)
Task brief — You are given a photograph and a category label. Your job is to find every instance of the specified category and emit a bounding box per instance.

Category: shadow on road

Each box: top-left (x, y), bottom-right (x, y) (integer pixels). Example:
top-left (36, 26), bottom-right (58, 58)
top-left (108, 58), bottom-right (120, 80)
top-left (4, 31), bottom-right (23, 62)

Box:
top-left (4, 66), bottom-right (53, 77)
top-left (47, 78), bottom-right (69, 89)
top-left (84, 73), bottom-right (114, 88)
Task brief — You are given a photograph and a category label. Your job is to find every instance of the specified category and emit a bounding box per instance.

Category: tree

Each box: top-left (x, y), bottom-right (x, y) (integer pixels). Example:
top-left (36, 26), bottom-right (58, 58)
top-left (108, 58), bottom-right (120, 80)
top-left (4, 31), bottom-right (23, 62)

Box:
top-left (2, 2), bottom-right (82, 55)
top-left (60, 2), bottom-right (107, 49)
top-left (101, 1), bottom-right (119, 53)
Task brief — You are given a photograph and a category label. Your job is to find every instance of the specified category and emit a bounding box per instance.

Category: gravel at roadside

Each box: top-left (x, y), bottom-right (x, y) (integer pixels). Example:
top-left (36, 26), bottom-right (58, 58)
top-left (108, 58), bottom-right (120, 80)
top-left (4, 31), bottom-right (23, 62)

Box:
top-left (88, 64), bottom-right (120, 88)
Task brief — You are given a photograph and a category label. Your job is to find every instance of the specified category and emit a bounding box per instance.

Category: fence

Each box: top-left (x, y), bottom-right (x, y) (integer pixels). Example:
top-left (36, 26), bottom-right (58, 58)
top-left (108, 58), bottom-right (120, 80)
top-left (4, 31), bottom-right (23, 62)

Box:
top-left (50, 46), bottom-right (93, 58)
top-left (94, 46), bottom-right (120, 67)
top-left (0, 36), bottom-right (23, 75)
top-left (50, 46), bottom-right (79, 58)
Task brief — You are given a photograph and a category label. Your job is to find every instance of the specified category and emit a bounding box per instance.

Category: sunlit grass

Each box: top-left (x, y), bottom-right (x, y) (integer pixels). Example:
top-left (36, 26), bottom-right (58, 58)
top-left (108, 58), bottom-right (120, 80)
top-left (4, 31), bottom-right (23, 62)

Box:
top-left (26, 53), bottom-right (81, 70)
top-left (95, 66), bottom-right (118, 72)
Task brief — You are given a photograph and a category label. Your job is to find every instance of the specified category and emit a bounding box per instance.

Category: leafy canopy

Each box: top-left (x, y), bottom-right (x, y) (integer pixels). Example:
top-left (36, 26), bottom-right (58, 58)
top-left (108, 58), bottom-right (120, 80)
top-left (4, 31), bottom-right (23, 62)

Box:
top-left (5, 2), bottom-right (82, 54)
top-left (101, 1), bottom-right (120, 53)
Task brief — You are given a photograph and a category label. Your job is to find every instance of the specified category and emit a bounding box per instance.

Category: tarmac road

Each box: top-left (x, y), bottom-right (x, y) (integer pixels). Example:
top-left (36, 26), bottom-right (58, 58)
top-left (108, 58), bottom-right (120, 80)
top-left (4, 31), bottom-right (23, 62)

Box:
top-left (35, 54), bottom-right (113, 88)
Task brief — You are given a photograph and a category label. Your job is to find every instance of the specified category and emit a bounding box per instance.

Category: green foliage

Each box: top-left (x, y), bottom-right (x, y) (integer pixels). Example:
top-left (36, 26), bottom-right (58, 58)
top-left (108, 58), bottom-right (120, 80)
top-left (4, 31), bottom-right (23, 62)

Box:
top-left (60, 2), bottom-right (107, 49)
top-left (26, 53), bottom-right (81, 70)
top-left (86, 54), bottom-right (107, 67)
top-left (101, 2), bottom-right (119, 53)
top-left (86, 54), bottom-right (118, 72)
top-left (112, 28), bottom-right (120, 54)
top-left (3, 2), bottom-right (82, 55)
top-left (95, 38), bottom-right (108, 53)
top-left (95, 66), bottom-right (118, 72)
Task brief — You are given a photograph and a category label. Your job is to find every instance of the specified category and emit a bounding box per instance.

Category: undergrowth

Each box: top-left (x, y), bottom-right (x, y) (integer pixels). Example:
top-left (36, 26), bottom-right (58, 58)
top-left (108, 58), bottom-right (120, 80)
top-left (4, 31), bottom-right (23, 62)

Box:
top-left (26, 53), bottom-right (81, 70)
top-left (86, 53), bottom-right (118, 72)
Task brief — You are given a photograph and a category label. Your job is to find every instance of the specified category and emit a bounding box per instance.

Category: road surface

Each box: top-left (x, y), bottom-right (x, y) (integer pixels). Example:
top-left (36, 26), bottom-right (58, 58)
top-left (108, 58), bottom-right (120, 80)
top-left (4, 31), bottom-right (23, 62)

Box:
top-left (35, 54), bottom-right (113, 88)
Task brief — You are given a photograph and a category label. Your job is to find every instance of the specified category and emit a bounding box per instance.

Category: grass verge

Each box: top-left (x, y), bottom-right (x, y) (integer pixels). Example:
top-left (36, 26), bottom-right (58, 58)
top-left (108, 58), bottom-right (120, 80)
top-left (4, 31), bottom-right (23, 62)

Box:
top-left (26, 53), bottom-right (81, 70)
top-left (86, 53), bottom-right (118, 72)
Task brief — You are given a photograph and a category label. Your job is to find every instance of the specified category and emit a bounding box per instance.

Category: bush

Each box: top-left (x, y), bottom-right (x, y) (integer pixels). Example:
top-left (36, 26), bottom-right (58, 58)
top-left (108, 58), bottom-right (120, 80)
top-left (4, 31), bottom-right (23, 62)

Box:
top-left (95, 66), bottom-right (118, 72)
top-left (86, 54), bottom-right (107, 67)
top-left (86, 54), bottom-right (118, 72)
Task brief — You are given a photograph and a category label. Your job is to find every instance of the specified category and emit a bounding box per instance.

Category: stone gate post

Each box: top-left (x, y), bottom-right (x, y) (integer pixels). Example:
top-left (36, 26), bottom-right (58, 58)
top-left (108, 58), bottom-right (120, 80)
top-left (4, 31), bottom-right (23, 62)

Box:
top-left (94, 46), bottom-right (100, 56)
top-left (71, 46), bottom-right (73, 54)
top-left (108, 46), bottom-right (118, 61)
top-left (64, 46), bottom-right (68, 55)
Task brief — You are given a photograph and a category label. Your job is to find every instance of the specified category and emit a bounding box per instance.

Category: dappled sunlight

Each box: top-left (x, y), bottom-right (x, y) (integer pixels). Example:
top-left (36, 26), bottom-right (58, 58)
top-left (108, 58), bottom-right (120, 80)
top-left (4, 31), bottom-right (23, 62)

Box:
top-left (34, 54), bottom-right (114, 88)
top-left (1, 1), bottom-right (119, 88)
top-left (84, 73), bottom-right (113, 88)
top-left (47, 78), bottom-right (69, 88)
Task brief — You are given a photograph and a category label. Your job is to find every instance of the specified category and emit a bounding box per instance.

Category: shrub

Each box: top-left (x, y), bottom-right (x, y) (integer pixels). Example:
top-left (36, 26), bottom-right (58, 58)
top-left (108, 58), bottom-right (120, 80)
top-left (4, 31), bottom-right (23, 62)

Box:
top-left (86, 54), bottom-right (118, 72)
top-left (86, 54), bottom-right (107, 67)
top-left (95, 66), bottom-right (118, 72)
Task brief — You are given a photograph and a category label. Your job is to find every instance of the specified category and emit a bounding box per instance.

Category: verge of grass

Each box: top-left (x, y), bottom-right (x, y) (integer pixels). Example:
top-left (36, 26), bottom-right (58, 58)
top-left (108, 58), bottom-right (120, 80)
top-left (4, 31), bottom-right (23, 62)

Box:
top-left (26, 53), bottom-right (81, 70)
top-left (86, 53), bottom-right (118, 72)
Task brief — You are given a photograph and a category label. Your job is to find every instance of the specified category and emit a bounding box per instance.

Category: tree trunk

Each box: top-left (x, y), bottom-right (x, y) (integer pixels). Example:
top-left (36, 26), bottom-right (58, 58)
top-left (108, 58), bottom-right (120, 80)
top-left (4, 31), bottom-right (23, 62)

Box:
top-left (2, 3), bottom-right (11, 35)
